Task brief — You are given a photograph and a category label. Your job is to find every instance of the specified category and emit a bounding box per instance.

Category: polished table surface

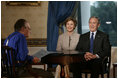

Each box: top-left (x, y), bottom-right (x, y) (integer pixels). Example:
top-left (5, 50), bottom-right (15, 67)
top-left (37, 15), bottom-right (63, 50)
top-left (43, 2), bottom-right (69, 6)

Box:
top-left (41, 51), bottom-right (85, 65)
top-left (41, 51), bottom-right (85, 78)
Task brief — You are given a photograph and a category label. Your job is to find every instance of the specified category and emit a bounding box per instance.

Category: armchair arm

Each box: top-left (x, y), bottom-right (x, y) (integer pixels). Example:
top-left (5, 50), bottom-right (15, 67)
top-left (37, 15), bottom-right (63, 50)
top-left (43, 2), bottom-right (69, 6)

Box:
top-left (102, 56), bottom-right (108, 64)
top-left (101, 56), bottom-right (111, 73)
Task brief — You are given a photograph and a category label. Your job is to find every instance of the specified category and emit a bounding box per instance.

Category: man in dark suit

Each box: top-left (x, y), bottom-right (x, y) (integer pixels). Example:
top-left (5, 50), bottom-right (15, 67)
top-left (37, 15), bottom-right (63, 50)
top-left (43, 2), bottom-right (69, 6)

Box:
top-left (74, 16), bottom-right (111, 78)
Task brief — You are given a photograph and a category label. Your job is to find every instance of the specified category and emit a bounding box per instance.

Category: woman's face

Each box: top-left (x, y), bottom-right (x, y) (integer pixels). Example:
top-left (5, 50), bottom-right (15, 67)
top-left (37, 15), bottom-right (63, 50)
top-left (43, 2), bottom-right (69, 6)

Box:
top-left (66, 20), bottom-right (75, 32)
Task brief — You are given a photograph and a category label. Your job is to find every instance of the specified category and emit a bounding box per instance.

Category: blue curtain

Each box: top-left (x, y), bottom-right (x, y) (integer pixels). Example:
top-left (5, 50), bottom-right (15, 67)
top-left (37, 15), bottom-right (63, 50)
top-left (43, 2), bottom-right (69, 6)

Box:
top-left (47, 1), bottom-right (76, 51)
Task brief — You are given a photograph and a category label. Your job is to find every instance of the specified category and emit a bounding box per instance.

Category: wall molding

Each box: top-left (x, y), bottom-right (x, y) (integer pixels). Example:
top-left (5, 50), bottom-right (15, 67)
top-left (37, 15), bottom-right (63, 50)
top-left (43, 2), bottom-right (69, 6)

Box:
top-left (1, 38), bottom-right (47, 47)
top-left (6, 1), bottom-right (41, 6)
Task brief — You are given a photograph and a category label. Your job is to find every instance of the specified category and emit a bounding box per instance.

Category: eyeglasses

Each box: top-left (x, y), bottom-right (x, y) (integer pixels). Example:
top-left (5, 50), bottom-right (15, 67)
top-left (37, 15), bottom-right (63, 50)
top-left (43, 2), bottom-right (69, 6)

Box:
top-left (25, 26), bottom-right (31, 31)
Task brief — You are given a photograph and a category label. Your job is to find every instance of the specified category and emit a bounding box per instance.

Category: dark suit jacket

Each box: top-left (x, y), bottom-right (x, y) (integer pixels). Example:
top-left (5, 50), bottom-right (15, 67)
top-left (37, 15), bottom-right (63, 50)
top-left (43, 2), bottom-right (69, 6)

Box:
top-left (76, 30), bottom-right (111, 58)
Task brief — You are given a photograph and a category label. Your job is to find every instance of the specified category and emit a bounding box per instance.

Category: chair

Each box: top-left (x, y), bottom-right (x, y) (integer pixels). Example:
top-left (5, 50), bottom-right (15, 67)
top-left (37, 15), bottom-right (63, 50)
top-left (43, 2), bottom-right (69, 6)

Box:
top-left (81, 46), bottom-right (111, 78)
top-left (1, 46), bottom-right (51, 78)
top-left (1, 46), bottom-right (16, 77)
top-left (81, 56), bottom-right (111, 78)
top-left (113, 63), bottom-right (117, 78)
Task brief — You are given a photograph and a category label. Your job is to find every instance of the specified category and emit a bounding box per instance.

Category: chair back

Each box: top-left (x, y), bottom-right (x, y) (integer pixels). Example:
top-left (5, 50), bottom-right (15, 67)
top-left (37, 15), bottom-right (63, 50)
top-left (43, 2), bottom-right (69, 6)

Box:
top-left (1, 46), bottom-right (16, 77)
top-left (1, 46), bottom-right (49, 78)
top-left (102, 45), bottom-right (111, 77)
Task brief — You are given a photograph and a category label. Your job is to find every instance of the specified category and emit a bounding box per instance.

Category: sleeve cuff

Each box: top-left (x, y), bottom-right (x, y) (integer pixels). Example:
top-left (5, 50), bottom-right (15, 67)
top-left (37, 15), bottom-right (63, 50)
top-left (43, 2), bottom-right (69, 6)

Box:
top-left (95, 54), bottom-right (100, 58)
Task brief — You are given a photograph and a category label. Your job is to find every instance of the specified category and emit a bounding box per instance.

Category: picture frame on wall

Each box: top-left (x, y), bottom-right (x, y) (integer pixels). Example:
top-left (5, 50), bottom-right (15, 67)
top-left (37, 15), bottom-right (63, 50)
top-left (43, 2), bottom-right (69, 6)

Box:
top-left (6, 1), bottom-right (40, 6)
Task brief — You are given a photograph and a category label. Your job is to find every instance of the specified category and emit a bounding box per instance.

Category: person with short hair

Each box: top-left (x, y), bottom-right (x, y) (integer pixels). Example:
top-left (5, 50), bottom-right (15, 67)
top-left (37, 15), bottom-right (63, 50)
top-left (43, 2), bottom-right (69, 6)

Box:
top-left (75, 16), bottom-right (111, 78)
top-left (3, 19), bottom-right (54, 78)
top-left (4, 19), bottom-right (39, 64)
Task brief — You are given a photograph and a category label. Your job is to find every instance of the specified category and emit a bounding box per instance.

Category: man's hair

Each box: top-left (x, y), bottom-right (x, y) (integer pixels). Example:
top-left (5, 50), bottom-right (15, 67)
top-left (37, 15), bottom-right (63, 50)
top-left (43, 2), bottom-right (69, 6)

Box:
top-left (14, 19), bottom-right (27, 31)
top-left (89, 16), bottom-right (100, 24)
top-left (64, 17), bottom-right (77, 27)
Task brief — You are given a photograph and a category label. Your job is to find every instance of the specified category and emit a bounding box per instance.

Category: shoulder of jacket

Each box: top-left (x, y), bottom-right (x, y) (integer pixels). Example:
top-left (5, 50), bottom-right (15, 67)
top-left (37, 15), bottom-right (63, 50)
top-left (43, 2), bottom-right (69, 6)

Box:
top-left (73, 33), bottom-right (80, 36)
top-left (97, 30), bottom-right (108, 36)
top-left (81, 31), bottom-right (89, 36)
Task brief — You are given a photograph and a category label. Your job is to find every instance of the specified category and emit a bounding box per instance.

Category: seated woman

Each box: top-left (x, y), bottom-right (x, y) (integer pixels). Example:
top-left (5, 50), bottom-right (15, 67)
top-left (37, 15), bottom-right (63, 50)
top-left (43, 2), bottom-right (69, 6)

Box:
top-left (55, 17), bottom-right (80, 78)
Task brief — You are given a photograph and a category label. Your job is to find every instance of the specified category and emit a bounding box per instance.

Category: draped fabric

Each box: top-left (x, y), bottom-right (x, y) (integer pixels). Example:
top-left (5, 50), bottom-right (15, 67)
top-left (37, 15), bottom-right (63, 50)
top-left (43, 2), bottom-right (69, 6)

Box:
top-left (47, 1), bottom-right (76, 51)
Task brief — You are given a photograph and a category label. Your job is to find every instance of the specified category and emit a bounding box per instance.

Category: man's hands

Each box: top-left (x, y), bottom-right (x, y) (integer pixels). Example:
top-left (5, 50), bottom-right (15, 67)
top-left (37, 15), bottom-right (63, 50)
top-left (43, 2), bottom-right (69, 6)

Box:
top-left (84, 52), bottom-right (97, 61)
top-left (33, 57), bottom-right (40, 63)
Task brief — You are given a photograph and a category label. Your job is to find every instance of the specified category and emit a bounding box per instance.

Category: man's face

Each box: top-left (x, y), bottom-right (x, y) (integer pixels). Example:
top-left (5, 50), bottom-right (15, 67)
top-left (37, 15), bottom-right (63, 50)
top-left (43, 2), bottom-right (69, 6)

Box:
top-left (89, 18), bottom-right (100, 32)
top-left (24, 22), bottom-right (31, 37)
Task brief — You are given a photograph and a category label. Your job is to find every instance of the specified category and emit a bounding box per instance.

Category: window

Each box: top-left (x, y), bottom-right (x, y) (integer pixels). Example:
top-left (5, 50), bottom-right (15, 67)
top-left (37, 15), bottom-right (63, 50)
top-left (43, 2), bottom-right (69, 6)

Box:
top-left (90, 1), bottom-right (117, 46)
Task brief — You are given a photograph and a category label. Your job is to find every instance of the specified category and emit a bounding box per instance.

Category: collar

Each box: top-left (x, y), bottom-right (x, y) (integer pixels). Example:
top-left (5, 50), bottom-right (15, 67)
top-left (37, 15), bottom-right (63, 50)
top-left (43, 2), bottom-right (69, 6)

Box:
top-left (65, 32), bottom-right (75, 36)
top-left (90, 30), bottom-right (97, 39)
top-left (90, 30), bottom-right (97, 35)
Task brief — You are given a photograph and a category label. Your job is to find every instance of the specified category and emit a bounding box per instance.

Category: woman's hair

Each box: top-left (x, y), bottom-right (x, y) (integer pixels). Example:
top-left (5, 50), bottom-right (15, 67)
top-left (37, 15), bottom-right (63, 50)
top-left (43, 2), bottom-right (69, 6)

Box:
top-left (64, 17), bottom-right (77, 27)
top-left (14, 19), bottom-right (27, 31)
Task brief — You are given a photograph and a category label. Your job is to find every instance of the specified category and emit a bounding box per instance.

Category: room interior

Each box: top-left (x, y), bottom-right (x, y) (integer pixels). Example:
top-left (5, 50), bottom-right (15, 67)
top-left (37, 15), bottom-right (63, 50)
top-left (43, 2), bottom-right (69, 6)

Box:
top-left (1, 1), bottom-right (117, 78)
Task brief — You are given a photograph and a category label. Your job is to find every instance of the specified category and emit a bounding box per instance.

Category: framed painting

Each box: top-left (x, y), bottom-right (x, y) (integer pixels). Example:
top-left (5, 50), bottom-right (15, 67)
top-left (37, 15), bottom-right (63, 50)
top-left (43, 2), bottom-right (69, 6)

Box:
top-left (6, 1), bottom-right (40, 6)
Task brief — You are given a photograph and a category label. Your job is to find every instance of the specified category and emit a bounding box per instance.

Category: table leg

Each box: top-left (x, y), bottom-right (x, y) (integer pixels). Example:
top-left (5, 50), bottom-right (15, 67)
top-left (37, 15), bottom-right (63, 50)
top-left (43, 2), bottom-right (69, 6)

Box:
top-left (113, 64), bottom-right (115, 78)
top-left (113, 63), bottom-right (117, 78)
top-left (60, 65), bottom-right (65, 78)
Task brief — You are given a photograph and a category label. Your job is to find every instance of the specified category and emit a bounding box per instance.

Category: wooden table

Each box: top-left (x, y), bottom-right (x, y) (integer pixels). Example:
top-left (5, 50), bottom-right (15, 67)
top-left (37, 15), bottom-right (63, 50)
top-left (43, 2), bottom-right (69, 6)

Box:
top-left (41, 52), bottom-right (85, 77)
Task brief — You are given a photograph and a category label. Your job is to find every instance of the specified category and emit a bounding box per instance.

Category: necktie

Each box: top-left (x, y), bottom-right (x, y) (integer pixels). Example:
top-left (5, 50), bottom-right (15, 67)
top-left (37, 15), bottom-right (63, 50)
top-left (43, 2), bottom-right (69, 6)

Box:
top-left (90, 32), bottom-right (94, 53)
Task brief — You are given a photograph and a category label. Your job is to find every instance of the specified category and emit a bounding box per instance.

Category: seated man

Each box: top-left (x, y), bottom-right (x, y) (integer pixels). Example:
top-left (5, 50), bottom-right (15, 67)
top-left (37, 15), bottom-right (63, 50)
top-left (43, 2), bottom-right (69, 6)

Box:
top-left (4, 19), bottom-right (39, 65)
top-left (74, 16), bottom-right (111, 78)
top-left (4, 19), bottom-right (54, 78)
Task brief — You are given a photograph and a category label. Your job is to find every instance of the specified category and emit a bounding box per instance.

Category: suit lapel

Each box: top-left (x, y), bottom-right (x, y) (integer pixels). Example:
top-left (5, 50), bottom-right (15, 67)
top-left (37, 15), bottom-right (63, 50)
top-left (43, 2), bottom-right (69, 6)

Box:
top-left (86, 32), bottom-right (90, 50)
top-left (94, 31), bottom-right (101, 49)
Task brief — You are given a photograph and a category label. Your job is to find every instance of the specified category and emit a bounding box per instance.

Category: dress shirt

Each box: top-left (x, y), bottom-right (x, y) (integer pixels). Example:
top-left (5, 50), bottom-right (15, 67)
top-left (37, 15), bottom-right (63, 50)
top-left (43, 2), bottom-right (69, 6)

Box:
top-left (4, 32), bottom-right (33, 63)
top-left (90, 31), bottom-right (97, 39)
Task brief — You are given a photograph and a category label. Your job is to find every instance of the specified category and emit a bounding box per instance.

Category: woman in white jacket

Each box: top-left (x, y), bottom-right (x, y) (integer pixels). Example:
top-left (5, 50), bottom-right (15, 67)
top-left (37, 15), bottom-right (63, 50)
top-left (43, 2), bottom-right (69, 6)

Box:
top-left (55, 17), bottom-right (80, 78)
